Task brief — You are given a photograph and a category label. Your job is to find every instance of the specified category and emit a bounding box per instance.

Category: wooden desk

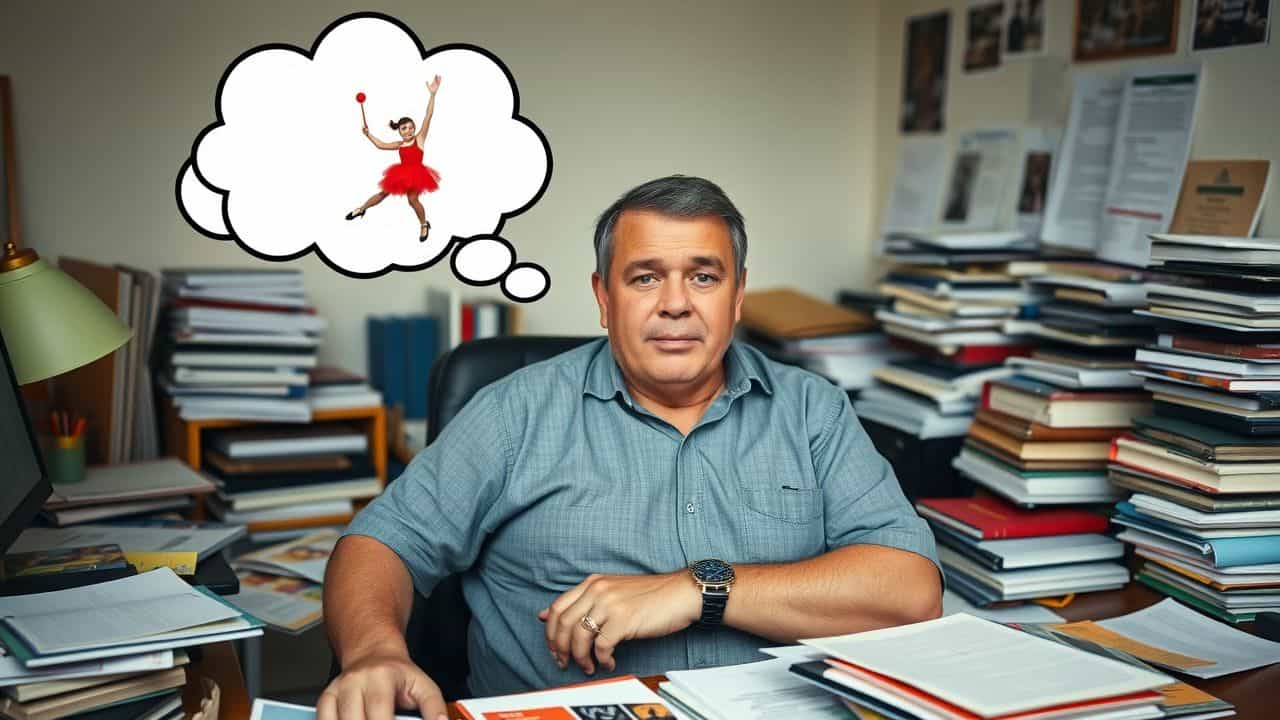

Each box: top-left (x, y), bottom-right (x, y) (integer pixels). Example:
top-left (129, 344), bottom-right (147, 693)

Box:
top-left (446, 585), bottom-right (1280, 719)
top-left (184, 642), bottom-right (251, 720)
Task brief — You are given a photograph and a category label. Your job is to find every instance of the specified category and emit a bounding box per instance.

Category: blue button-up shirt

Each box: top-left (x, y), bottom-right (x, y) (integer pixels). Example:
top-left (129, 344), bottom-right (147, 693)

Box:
top-left (343, 338), bottom-right (939, 696)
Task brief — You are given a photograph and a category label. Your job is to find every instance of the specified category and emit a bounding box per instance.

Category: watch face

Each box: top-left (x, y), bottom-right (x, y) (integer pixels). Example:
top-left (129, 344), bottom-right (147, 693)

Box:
top-left (690, 558), bottom-right (735, 584)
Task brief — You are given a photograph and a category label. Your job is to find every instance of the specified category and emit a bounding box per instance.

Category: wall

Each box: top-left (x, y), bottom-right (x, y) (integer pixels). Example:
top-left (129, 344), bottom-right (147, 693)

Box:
top-left (874, 0), bottom-right (1280, 246)
top-left (0, 0), bottom-right (882, 372)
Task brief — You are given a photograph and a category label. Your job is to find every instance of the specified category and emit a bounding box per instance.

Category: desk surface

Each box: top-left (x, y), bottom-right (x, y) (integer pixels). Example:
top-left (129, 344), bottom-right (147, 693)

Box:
top-left (446, 584), bottom-right (1278, 720)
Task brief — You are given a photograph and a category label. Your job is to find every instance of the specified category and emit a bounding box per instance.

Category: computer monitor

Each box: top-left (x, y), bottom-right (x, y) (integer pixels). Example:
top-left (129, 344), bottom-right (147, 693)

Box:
top-left (0, 327), bottom-right (52, 556)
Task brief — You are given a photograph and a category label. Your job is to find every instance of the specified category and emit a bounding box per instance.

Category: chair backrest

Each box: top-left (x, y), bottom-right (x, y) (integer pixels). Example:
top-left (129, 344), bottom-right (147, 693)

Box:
top-left (330, 335), bottom-right (597, 701)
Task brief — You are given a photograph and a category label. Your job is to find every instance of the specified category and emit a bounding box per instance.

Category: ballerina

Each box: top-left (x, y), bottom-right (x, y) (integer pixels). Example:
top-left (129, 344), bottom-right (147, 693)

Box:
top-left (346, 75), bottom-right (442, 240)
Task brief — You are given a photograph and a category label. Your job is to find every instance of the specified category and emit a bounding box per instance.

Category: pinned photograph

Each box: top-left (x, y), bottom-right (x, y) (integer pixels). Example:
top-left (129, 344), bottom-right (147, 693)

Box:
top-left (1193, 0), bottom-right (1271, 50)
top-left (1075, 0), bottom-right (1180, 61)
top-left (965, 2), bottom-right (1005, 72)
top-left (943, 153), bottom-right (982, 223)
top-left (1005, 0), bottom-right (1048, 57)
top-left (901, 11), bottom-right (950, 133)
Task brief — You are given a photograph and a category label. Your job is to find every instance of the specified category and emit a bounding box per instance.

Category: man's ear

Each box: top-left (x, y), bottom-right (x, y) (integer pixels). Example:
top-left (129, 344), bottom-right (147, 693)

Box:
top-left (591, 272), bottom-right (609, 329)
top-left (733, 266), bottom-right (747, 324)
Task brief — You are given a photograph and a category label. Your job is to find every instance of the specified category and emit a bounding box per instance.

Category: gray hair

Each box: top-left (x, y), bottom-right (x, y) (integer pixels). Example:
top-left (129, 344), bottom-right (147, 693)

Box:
top-left (592, 175), bottom-right (747, 285)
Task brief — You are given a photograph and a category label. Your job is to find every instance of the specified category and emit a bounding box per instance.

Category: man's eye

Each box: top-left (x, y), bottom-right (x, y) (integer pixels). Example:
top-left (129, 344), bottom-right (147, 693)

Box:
top-left (693, 273), bottom-right (717, 284)
top-left (633, 274), bottom-right (656, 286)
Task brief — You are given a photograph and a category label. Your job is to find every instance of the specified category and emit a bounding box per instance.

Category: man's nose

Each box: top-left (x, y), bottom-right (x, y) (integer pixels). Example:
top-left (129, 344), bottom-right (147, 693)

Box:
top-left (658, 277), bottom-right (692, 317)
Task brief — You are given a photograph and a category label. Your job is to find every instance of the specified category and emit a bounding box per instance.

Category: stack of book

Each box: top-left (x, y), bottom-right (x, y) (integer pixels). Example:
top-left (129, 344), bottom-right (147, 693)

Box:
top-left (854, 359), bottom-right (1011, 440)
top-left (876, 260), bottom-right (1040, 366)
top-left (1008, 262), bottom-right (1155, 350)
top-left (226, 530), bottom-right (337, 634)
top-left (791, 613), bottom-right (1173, 720)
top-left (741, 288), bottom-right (902, 392)
top-left (952, 376), bottom-right (1148, 506)
top-left (915, 494), bottom-right (1127, 606)
top-left (38, 458), bottom-right (217, 527)
top-left (1102, 231), bottom-right (1280, 622)
top-left (201, 425), bottom-right (380, 537)
top-left (0, 570), bottom-right (262, 720)
top-left (308, 366), bottom-right (383, 413)
top-left (158, 268), bottom-right (327, 422)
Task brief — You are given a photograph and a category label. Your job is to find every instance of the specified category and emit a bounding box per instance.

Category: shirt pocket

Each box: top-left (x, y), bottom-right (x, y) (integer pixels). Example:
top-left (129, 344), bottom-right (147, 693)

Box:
top-left (739, 483), bottom-right (823, 524)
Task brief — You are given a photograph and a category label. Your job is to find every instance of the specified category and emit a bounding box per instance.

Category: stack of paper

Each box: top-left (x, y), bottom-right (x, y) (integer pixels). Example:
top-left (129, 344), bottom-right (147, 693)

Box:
top-left (0, 570), bottom-right (261, 719)
top-left (659, 657), bottom-right (849, 720)
top-left (39, 458), bottom-right (217, 527)
top-left (793, 614), bottom-right (1173, 720)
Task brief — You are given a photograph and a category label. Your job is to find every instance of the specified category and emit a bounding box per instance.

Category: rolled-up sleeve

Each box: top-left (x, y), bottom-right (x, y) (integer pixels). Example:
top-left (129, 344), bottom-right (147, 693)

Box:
top-left (343, 385), bottom-right (512, 597)
top-left (813, 389), bottom-right (941, 576)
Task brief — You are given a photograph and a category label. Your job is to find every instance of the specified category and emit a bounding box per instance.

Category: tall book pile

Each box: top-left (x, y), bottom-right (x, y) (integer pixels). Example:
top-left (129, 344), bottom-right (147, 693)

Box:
top-left (740, 288), bottom-right (904, 393)
top-left (914, 493), bottom-right (1126, 606)
top-left (157, 268), bottom-right (326, 422)
top-left (1108, 231), bottom-right (1280, 623)
top-left (952, 261), bottom-right (1156, 509)
top-left (202, 424), bottom-right (379, 541)
top-left (854, 241), bottom-right (1042, 499)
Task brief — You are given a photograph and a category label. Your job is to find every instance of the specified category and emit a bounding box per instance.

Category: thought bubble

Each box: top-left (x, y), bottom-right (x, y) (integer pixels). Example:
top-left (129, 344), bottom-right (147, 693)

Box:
top-left (176, 12), bottom-right (551, 301)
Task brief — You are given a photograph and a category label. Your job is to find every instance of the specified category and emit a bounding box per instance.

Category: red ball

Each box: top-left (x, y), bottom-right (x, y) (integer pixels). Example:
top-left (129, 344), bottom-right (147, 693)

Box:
top-left (355, 92), bottom-right (366, 103)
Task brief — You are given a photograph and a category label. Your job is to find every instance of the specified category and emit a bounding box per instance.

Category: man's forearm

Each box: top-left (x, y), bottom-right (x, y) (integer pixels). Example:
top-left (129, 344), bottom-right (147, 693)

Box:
top-left (723, 544), bottom-right (942, 643)
top-left (323, 535), bottom-right (417, 666)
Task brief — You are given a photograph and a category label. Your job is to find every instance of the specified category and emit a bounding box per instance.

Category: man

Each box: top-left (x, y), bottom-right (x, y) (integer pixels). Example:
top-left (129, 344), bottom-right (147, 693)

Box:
top-left (320, 176), bottom-right (942, 720)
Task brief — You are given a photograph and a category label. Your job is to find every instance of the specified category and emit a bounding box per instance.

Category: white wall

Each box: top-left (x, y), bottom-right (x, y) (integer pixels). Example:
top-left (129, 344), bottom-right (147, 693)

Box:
top-left (874, 0), bottom-right (1280, 257)
top-left (0, 0), bottom-right (882, 372)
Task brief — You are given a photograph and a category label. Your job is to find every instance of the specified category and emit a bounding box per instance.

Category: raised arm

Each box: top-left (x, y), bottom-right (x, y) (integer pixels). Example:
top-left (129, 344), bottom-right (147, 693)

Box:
top-left (363, 127), bottom-right (400, 150)
top-left (416, 75), bottom-right (440, 146)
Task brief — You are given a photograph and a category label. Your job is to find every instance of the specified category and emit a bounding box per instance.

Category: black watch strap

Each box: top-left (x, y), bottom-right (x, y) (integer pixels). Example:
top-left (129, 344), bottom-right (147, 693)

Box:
top-left (697, 589), bottom-right (729, 628)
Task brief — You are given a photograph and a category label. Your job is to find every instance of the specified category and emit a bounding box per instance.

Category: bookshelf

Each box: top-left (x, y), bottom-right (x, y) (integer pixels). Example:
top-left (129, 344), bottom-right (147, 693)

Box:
top-left (161, 401), bottom-right (388, 485)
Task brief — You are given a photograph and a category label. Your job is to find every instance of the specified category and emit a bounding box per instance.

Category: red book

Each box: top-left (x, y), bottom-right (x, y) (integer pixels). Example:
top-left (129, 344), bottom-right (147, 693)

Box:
top-left (1162, 334), bottom-right (1280, 360)
top-left (914, 494), bottom-right (1109, 540)
top-left (168, 298), bottom-right (317, 314)
top-left (461, 303), bottom-right (475, 342)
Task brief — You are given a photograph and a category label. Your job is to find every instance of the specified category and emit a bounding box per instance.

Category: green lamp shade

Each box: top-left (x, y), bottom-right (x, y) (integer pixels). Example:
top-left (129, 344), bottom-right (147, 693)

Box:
top-left (0, 257), bottom-right (133, 384)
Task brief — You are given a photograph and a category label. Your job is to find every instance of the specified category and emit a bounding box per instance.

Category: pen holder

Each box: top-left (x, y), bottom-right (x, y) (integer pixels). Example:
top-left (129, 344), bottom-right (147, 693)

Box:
top-left (43, 434), bottom-right (87, 485)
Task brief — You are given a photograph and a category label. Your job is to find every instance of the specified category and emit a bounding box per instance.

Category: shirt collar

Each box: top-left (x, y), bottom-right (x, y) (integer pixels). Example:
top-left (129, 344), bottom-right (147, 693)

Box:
top-left (583, 338), bottom-right (774, 402)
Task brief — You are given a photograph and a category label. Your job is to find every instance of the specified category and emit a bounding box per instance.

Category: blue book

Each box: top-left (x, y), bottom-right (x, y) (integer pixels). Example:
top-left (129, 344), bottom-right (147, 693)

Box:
top-left (404, 315), bottom-right (438, 419)
top-left (367, 317), bottom-right (408, 414)
top-left (1114, 502), bottom-right (1280, 567)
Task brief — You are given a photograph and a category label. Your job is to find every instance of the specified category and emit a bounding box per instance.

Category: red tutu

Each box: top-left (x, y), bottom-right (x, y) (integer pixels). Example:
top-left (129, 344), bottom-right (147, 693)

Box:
top-left (379, 143), bottom-right (441, 195)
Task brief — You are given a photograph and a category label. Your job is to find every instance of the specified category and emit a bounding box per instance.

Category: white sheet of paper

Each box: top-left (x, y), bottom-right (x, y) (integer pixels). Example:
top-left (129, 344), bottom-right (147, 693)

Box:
top-left (758, 644), bottom-right (826, 662)
top-left (252, 700), bottom-right (417, 720)
top-left (881, 137), bottom-right (949, 245)
top-left (1097, 64), bottom-right (1202, 267)
top-left (0, 568), bottom-right (239, 655)
top-left (0, 647), bottom-right (174, 686)
top-left (941, 128), bottom-right (1020, 230)
top-left (457, 676), bottom-right (675, 718)
top-left (802, 613), bottom-right (1170, 717)
top-left (666, 658), bottom-right (850, 720)
top-left (1041, 73), bottom-right (1126, 253)
top-left (942, 590), bottom-right (1065, 623)
top-left (1097, 598), bottom-right (1280, 678)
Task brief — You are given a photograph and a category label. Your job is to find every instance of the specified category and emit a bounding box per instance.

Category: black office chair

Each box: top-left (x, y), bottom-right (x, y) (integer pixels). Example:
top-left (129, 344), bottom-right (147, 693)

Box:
top-left (328, 335), bottom-right (596, 701)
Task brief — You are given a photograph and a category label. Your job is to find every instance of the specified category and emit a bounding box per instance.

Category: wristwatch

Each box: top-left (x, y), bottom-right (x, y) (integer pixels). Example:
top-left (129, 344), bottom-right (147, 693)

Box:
top-left (689, 558), bottom-right (735, 628)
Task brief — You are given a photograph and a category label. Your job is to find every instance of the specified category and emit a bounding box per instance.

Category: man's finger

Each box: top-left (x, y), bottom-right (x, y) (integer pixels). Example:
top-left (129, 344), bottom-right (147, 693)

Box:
top-left (363, 679), bottom-right (397, 720)
top-left (544, 578), bottom-right (596, 663)
top-left (552, 589), bottom-right (598, 668)
top-left (316, 691), bottom-right (339, 720)
top-left (407, 680), bottom-right (448, 720)
top-left (338, 684), bottom-right (367, 720)
top-left (593, 629), bottom-right (619, 673)
top-left (569, 610), bottom-right (601, 675)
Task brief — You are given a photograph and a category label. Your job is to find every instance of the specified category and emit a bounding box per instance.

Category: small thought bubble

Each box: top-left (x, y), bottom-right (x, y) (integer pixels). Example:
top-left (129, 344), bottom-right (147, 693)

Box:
top-left (175, 12), bottom-right (552, 301)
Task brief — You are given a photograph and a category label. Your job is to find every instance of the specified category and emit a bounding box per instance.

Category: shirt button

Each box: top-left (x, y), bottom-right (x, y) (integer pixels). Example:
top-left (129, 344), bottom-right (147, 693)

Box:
top-left (686, 502), bottom-right (695, 513)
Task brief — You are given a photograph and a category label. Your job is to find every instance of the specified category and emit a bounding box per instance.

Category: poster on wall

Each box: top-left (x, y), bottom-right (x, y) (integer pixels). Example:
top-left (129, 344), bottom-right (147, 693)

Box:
top-left (880, 137), bottom-right (950, 247)
top-left (1005, 0), bottom-right (1048, 57)
top-left (1074, 0), bottom-right (1180, 62)
top-left (941, 129), bottom-right (1021, 230)
top-left (965, 2), bottom-right (1004, 72)
top-left (901, 11), bottom-right (950, 133)
top-left (1193, 0), bottom-right (1271, 51)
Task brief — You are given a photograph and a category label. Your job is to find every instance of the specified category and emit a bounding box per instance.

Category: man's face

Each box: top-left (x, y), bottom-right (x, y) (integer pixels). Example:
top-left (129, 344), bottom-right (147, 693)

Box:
top-left (592, 209), bottom-right (745, 393)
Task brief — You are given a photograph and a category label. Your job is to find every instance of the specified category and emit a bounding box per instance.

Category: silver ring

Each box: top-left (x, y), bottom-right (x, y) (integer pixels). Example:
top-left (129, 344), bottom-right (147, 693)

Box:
top-left (580, 614), bottom-right (603, 635)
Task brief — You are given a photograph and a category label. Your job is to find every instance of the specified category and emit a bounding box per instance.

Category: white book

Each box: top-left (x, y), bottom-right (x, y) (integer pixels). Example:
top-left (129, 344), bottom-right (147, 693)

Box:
top-left (169, 307), bottom-right (327, 333)
top-left (0, 650), bottom-right (175, 691)
top-left (19, 620), bottom-right (261, 668)
top-left (171, 367), bottom-right (310, 385)
top-left (221, 477), bottom-right (381, 511)
top-left (1130, 493), bottom-right (1280, 529)
top-left (207, 499), bottom-right (353, 525)
top-left (940, 547), bottom-right (1130, 596)
top-left (874, 309), bottom-right (1004, 333)
top-left (664, 658), bottom-right (850, 720)
top-left (800, 614), bottom-right (1171, 718)
top-left (45, 458), bottom-right (216, 508)
top-left (475, 303), bottom-right (501, 338)
top-left (170, 352), bottom-right (318, 368)
top-left (0, 569), bottom-right (239, 656)
top-left (1005, 357), bottom-right (1142, 389)
top-left (972, 533), bottom-right (1126, 569)
top-left (1145, 282), bottom-right (1280, 313)
top-left (162, 269), bottom-right (301, 288)
top-left (171, 331), bottom-right (319, 348)
top-left (308, 390), bottom-right (383, 411)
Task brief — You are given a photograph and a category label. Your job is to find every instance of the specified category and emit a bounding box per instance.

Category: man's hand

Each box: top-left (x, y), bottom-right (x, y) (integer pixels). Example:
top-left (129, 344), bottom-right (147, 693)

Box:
top-left (317, 650), bottom-right (447, 720)
top-left (427, 74), bottom-right (441, 94)
top-left (537, 572), bottom-right (702, 676)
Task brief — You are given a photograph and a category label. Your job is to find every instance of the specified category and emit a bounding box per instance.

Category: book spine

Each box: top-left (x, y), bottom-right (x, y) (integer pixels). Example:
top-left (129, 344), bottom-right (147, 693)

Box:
top-left (461, 304), bottom-right (475, 342)
top-left (405, 316), bottom-right (437, 420)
